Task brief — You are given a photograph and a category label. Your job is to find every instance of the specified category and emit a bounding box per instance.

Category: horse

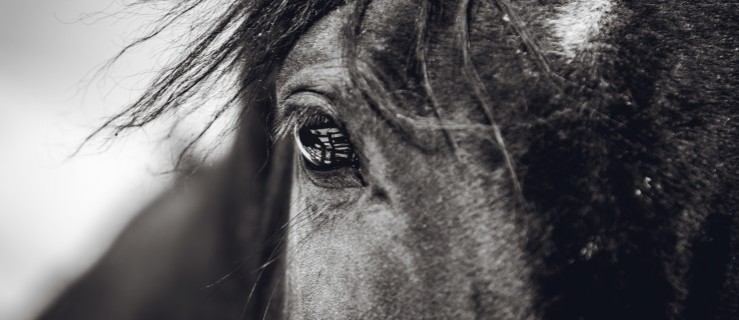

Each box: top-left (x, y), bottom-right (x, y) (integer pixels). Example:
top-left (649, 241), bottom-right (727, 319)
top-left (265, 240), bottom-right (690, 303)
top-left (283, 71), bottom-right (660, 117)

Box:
top-left (39, 0), bottom-right (737, 319)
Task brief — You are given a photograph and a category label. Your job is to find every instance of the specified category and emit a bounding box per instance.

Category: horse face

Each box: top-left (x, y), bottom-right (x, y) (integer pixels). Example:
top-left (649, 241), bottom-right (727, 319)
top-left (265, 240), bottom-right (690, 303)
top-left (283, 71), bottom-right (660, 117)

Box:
top-left (269, 0), bottom-right (738, 318)
top-left (31, 0), bottom-right (735, 319)
top-left (277, 1), bottom-right (545, 318)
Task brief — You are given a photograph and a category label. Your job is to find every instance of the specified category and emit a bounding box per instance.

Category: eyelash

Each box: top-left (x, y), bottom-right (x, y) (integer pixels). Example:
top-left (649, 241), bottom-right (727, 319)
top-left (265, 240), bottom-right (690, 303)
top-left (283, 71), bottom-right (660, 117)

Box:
top-left (273, 90), bottom-right (335, 139)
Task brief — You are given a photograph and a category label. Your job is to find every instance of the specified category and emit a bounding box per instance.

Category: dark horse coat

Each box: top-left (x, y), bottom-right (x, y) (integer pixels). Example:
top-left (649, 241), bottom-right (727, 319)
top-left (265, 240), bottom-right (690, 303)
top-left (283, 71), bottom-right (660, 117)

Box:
top-left (41, 0), bottom-right (736, 319)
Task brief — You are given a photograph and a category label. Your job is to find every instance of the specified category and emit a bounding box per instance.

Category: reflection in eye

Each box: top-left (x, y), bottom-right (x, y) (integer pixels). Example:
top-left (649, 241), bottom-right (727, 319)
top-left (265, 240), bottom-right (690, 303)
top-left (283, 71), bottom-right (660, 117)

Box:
top-left (294, 114), bottom-right (358, 171)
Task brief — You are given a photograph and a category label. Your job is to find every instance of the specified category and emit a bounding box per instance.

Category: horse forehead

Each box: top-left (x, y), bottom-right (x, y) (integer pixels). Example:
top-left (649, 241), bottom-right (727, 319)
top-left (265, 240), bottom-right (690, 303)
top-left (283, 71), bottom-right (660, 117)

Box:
top-left (282, 0), bottom-right (621, 75)
top-left (279, 0), bottom-right (624, 127)
top-left (279, 0), bottom-right (416, 76)
top-left (360, 0), bottom-right (418, 53)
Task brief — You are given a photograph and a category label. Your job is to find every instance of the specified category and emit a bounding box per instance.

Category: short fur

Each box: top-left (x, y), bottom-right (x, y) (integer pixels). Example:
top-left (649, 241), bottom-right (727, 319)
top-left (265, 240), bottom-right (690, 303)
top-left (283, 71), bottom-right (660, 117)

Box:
top-left (40, 0), bottom-right (736, 319)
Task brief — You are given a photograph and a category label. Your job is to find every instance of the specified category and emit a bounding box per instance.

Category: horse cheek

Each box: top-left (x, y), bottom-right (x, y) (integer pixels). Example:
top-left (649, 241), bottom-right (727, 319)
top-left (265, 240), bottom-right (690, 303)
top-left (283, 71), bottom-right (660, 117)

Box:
top-left (285, 167), bottom-right (417, 318)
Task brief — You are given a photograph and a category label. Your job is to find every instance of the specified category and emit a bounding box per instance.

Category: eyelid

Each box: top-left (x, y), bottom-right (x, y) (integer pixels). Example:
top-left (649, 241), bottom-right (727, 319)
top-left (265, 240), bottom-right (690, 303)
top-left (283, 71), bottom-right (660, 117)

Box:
top-left (276, 64), bottom-right (346, 101)
top-left (282, 90), bottom-right (335, 112)
top-left (274, 90), bottom-right (338, 141)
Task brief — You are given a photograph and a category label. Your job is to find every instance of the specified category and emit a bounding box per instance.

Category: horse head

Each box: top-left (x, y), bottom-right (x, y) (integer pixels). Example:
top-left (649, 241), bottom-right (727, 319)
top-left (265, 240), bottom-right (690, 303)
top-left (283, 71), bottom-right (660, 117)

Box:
top-left (40, 1), bottom-right (737, 319)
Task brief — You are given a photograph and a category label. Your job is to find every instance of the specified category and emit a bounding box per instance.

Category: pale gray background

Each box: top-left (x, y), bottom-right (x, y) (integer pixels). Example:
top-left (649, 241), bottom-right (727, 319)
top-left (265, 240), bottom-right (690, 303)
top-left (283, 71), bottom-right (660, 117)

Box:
top-left (0, 1), bottom-right (231, 319)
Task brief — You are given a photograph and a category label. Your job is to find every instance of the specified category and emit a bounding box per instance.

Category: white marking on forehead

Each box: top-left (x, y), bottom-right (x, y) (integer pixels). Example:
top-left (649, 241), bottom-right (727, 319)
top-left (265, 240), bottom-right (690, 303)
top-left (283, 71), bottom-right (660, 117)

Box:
top-left (550, 0), bottom-right (615, 62)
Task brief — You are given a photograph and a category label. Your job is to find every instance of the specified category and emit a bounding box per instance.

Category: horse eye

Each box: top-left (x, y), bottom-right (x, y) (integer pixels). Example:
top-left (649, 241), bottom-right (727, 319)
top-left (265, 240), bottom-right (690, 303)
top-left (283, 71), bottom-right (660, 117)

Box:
top-left (294, 114), bottom-right (358, 171)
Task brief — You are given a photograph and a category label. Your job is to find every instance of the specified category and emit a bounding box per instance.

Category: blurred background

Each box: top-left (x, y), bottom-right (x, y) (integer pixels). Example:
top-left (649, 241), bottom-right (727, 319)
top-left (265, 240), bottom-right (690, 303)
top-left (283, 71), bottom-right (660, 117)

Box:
top-left (0, 1), bottom-right (227, 319)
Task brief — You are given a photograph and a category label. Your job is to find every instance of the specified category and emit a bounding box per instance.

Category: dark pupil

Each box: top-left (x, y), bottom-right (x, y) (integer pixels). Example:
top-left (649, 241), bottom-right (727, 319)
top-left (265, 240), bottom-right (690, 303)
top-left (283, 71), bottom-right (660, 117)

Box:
top-left (297, 116), bottom-right (357, 170)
